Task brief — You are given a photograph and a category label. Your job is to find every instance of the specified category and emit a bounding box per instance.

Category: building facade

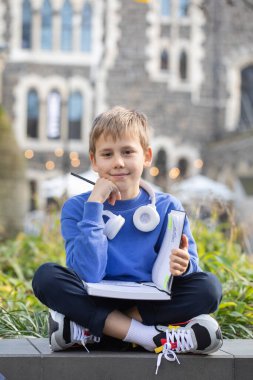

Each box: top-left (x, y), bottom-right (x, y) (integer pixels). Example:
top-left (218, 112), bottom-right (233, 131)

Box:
top-left (0, 0), bottom-right (253, 211)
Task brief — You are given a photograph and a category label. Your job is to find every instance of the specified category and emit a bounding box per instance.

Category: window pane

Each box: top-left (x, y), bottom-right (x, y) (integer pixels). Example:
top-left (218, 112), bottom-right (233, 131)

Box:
top-left (47, 91), bottom-right (61, 139)
top-left (61, 0), bottom-right (73, 51)
top-left (81, 3), bottom-right (92, 52)
top-left (161, 0), bottom-right (170, 17)
top-left (29, 180), bottom-right (37, 211)
top-left (155, 149), bottom-right (167, 177)
top-left (22, 0), bottom-right (32, 49)
top-left (178, 0), bottom-right (189, 17)
top-left (179, 51), bottom-right (187, 80)
top-left (154, 149), bottom-right (168, 188)
top-left (239, 66), bottom-right (253, 130)
top-left (178, 158), bottom-right (188, 178)
top-left (160, 50), bottom-right (169, 71)
top-left (68, 92), bottom-right (83, 140)
top-left (27, 89), bottom-right (39, 138)
top-left (41, 0), bottom-right (52, 50)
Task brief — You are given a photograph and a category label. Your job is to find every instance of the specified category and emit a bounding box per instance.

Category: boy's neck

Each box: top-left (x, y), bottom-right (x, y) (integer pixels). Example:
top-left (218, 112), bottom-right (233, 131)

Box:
top-left (119, 186), bottom-right (140, 201)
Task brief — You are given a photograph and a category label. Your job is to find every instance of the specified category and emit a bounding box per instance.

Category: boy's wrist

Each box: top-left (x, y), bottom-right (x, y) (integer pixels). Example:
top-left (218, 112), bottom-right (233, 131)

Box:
top-left (87, 195), bottom-right (103, 203)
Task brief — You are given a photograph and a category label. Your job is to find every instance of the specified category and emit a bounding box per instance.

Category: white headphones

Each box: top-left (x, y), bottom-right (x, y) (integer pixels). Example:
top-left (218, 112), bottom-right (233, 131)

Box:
top-left (102, 179), bottom-right (160, 239)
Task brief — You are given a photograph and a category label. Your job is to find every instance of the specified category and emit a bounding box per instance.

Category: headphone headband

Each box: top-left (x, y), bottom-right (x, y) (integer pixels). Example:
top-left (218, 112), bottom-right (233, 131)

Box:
top-left (139, 179), bottom-right (156, 206)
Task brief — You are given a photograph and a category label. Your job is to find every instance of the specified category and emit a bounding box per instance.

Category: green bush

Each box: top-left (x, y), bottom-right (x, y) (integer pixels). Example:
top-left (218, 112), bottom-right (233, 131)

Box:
top-left (0, 213), bottom-right (252, 339)
top-left (0, 216), bottom-right (65, 338)
top-left (193, 220), bottom-right (253, 339)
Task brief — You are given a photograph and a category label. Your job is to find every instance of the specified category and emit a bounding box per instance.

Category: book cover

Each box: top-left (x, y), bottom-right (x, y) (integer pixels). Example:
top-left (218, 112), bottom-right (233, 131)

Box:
top-left (152, 210), bottom-right (186, 291)
top-left (82, 280), bottom-right (171, 300)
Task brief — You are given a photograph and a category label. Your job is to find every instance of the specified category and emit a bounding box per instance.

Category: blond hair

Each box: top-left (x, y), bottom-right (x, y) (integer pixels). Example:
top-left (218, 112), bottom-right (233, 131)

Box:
top-left (89, 106), bottom-right (150, 154)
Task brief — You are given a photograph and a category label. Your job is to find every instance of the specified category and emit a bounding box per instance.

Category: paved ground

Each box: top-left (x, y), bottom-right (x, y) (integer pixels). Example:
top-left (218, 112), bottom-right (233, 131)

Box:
top-left (0, 338), bottom-right (252, 380)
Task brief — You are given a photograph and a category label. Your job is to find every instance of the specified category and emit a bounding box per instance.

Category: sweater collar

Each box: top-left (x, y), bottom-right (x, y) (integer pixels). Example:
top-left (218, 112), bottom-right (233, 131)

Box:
top-left (104, 188), bottom-right (150, 211)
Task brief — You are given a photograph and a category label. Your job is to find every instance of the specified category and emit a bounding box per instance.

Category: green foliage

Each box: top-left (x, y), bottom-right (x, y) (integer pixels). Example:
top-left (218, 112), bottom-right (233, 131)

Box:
top-left (0, 216), bottom-right (65, 338)
top-left (0, 212), bottom-right (253, 339)
top-left (193, 220), bottom-right (253, 339)
top-left (0, 217), bottom-right (64, 281)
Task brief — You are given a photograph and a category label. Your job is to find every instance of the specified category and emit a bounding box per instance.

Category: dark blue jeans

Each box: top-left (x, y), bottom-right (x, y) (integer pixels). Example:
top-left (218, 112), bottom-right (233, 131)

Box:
top-left (32, 263), bottom-right (222, 337)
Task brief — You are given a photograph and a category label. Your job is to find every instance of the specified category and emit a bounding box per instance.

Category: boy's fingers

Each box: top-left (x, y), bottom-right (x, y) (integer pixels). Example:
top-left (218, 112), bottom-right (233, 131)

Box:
top-left (115, 190), bottom-right (121, 201)
top-left (171, 254), bottom-right (188, 265)
top-left (108, 188), bottom-right (121, 205)
top-left (171, 249), bottom-right (189, 259)
top-left (180, 234), bottom-right (188, 250)
top-left (170, 248), bottom-right (190, 275)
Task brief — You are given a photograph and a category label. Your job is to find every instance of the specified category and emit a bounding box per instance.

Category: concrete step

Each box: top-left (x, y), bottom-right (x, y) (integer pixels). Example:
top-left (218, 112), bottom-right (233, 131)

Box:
top-left (0, 338), bottom-right (252, 380)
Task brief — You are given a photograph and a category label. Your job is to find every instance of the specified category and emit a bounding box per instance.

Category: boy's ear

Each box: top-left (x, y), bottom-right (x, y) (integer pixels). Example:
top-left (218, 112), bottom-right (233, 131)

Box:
top-left (144, 146), bottom-right (153, 168)
top-left (89, 152), bottom-right (98, 172)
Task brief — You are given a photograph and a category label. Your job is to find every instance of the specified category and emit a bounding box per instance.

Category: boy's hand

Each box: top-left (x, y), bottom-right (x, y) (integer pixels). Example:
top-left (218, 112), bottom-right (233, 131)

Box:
top-left (170, 234), bottom-right (190, 276)
top-left (87, 177), bottom-right (121, 206)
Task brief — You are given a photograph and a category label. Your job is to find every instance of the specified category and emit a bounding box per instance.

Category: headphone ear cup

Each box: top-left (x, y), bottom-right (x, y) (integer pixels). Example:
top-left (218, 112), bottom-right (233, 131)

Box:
top-left (133, 205), bottom-right (160, 232)
top-left (104, 215), bottom-right (125, 239)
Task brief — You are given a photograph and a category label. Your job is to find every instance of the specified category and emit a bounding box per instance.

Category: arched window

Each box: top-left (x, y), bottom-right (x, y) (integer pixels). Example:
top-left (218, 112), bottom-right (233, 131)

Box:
top-left (160, 0), bottom-right (170, 17)
top-left (61, 0), bottom-right (72, 51)
top-left (47, 90), bottom-right (61, 139)
top-left (178, 157), bottom-right (188, 178)
top-left (179, 50), bottom-right (188, 80)
top-left (160, 49), bottom-right (169, 71)
top-left (239, 65), bottom-right (253, 130)
top-left (41, 0), bottom-right (52, 50)
top-left (22, 0), bottom-right (32, 49)
top-left (154, 149), bottom-right (168, 188)
top-left (27, 89), bottom-right (39, 138)
top-left (68, 92), bottom-right (83, 140)
top-left (81, 2), bottom-right (92, 52)
top-left (178, 0), bottom-right (189, 17)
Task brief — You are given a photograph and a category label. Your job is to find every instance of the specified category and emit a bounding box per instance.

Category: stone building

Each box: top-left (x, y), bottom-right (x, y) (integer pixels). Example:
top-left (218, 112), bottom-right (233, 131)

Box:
top-left (0, 0), bottom-right (252, 214)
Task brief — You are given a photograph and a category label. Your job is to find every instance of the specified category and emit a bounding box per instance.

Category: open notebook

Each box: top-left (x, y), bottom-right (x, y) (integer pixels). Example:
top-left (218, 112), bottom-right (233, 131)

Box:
top-left (83, 210), bottom-right (186, 300)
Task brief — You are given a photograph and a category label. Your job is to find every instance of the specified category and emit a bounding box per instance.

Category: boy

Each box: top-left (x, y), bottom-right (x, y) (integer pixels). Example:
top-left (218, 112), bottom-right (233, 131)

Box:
top-left (32, 106), bottom-right (223, 368)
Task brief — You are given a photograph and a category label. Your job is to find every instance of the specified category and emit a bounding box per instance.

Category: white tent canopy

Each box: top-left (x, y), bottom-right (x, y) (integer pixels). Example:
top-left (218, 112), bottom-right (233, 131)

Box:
top-left (41, 169), bottom-right (98, 198)
top-left (170, 175), bottom-right (235, 203)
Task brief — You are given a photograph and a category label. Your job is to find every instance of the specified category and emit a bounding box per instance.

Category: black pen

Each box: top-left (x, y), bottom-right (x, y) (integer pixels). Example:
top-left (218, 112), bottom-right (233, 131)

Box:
top-left (70, 172), bottom-right (95, 186)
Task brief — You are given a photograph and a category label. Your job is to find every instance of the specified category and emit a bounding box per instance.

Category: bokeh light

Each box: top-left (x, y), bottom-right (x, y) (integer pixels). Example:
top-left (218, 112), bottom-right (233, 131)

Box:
top-left (54, 148), bottom-right (64, 157)
top-left (45, 160), bottom-right (55, 170)
top-left (149, 166), bottom-right (159, 176)
top-left (169, 167), bottom-right (180, 179)
top-left (24, 149), bottom-right (34, 159)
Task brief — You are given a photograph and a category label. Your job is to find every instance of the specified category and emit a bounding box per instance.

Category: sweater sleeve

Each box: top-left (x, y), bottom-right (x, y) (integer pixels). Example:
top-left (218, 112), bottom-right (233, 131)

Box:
top-left (61, 198), bottom-right (108, 282)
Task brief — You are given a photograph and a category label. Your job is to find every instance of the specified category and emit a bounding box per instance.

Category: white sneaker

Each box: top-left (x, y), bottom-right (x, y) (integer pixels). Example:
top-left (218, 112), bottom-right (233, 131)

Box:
top-left (154, 314), bottom-right (223, 374)
top-left (48, 309), bottom-right (100, 352)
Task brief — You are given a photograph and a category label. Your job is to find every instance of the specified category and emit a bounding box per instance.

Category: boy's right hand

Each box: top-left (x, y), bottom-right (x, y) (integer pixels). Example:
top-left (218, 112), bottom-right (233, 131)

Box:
top-left (87, 178), bottom-right (121, 206)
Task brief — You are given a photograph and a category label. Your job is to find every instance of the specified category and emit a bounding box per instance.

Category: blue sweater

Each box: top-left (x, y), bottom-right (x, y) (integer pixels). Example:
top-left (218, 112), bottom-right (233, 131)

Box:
top-left (61, 188), bottom-right (201, 283)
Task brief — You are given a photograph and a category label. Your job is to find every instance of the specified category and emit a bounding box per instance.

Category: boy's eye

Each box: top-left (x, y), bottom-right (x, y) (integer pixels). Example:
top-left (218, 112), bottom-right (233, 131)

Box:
top-left (123, 150), bottom-right (134, 155)
top-left (101, 152), bottom-right (112, 157)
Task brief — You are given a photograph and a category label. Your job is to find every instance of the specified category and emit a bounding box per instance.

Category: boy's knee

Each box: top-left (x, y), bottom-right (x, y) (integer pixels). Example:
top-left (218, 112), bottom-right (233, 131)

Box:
top-left (201, 272), bottom-right (222, 312)
top-left (32, 262), bottom-right (59, 296)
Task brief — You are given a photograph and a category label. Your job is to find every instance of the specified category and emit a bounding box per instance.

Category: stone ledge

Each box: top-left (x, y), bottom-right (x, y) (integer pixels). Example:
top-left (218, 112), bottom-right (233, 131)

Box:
top-left (0, 338), bottom-right (252, 380)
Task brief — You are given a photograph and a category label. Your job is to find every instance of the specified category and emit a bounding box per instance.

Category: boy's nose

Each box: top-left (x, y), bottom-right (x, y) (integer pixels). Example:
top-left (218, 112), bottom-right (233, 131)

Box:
top-left (113, 155), bottom-right (124, 167)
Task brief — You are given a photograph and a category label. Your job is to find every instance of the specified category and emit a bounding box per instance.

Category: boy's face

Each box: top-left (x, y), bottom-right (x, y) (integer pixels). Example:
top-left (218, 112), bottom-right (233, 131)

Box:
top-left (90, 132), bottom-right (152, 200)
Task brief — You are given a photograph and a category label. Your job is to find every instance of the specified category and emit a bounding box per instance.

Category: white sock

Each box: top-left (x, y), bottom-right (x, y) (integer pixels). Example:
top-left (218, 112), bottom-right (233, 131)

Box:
top-left (123, 319), bottom-right (158, 351)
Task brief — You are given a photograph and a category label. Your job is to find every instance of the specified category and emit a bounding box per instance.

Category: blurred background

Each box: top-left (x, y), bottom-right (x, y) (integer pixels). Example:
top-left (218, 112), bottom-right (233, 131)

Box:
top-left (0, 0), bottom-right (253, 250)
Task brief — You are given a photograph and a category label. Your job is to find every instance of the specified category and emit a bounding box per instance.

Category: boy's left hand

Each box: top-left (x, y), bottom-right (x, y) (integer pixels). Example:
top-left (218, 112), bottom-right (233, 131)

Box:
top-left (170, 234), bottom-right (190, 276)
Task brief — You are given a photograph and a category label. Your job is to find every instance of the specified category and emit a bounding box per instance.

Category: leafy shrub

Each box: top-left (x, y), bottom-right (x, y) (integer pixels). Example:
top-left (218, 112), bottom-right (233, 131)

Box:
top-left (0, 216), bottom-right (65, 338)
top-left (193, 220), bottom-right (253, 338)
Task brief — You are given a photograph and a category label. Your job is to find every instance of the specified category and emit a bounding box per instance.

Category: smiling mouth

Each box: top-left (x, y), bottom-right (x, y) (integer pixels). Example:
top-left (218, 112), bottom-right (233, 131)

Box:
top-left (110, 173), bottom-right (129, 177)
